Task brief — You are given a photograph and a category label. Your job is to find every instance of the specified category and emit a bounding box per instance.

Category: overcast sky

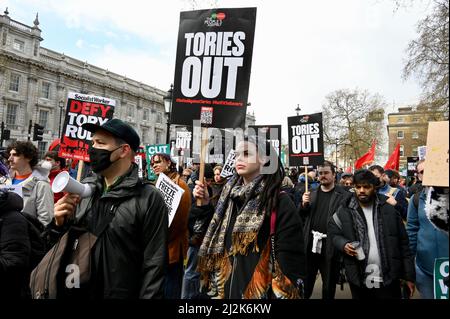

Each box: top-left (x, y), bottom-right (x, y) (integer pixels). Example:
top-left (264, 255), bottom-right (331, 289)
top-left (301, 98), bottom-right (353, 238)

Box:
top-left (4, 0), bottom-right (432, 140)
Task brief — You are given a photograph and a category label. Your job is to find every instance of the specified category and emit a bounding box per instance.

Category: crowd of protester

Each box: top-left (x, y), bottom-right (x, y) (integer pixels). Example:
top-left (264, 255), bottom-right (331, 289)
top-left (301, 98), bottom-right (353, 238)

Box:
top-left (0, 119), bottom-right (448, 300)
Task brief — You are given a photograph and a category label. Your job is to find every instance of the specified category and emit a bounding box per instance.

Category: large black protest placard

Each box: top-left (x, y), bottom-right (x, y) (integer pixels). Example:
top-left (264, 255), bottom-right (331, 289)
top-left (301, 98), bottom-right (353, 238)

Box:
top-left (171, 8), bottom-right (257, 129)
top-left (59, 92), bottom-right (115, 161)
top-left (248, 125), bottom-right (282, 156)
top-left (287, 113), bottom-right (324, 167)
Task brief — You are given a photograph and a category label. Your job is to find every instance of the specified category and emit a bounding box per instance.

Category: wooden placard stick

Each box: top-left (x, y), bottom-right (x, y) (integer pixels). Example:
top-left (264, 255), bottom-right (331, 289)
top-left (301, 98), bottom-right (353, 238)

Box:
top-left (305, 166), bottom-right (308, 193)
top-left (76, 160), bottom-right (84, 182)
top-left (197, 107), bottom-right (214, 206)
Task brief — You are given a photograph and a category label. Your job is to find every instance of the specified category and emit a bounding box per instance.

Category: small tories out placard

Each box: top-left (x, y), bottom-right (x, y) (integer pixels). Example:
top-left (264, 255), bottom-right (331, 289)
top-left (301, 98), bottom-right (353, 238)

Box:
top-left (155, 173), bottom-right (185, 227)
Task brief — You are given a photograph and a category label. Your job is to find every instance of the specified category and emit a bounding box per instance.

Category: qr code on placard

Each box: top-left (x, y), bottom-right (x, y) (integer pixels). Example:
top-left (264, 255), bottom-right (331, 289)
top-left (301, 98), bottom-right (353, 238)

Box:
top-left (200, 107), bottom-right (213, 125)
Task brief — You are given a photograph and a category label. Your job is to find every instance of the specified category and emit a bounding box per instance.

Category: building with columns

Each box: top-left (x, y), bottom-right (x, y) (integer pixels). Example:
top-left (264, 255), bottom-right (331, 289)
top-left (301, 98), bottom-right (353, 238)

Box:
top-left (1, 10), bottom-right (256, 157)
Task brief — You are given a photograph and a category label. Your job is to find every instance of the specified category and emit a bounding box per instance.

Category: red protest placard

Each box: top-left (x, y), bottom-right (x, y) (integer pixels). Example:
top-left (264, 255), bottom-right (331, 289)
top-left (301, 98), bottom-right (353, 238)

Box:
top-left (58, 92), bottom-right (115, 161)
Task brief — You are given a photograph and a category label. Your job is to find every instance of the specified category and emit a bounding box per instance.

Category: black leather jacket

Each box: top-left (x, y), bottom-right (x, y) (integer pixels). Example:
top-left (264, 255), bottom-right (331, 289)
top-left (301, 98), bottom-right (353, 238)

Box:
top-left (0, 191), bottom-right (30, 299)
top-left (50, 164), bottom-right (168, 298)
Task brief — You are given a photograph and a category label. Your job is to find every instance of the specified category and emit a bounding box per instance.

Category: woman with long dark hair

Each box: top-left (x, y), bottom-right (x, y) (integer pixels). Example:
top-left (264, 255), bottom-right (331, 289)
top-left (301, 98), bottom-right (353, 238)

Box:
top-left (150, 153), bottom-right (191, 299)
top-left (193, 136), bottom-right (306, 299)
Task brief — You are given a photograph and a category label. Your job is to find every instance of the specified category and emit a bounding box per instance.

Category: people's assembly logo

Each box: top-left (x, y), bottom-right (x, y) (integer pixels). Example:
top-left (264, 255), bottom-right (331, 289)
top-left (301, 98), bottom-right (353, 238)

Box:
top-left (300, 115), bottom-right (310, 123)
top-left (204, 12), bottom-right (226, 27)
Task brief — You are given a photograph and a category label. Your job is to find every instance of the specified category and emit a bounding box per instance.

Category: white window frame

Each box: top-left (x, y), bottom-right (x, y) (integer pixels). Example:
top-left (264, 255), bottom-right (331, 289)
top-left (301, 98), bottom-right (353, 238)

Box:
top-left (13, 39), bottom-right (25, 52)
top-left (141, 127), bottom-right (149, 143)
top-left (9, 73), bottom-right (20, 92)
top-left (412, 131), bottom-right (419, 139)
top-left (412, 146), bottom-right (418, 157)
top-left (143, 108), bottom-right (150, 121)
top-left (397, 131), bottom-right (404, 139)
top-left (400, 145), bottom-right (404, 157)
top-left (127, 105), bottom-right (135, 118)
top-left (39, 109), bottom-right (49, 128)
top-left (6, 103), bottom-right (18, 127)
top-left (41, 81), bottom-right (51, 99)
top-left (156, 112), bottom-right (162, 124)
top-left (37, 141), bottom-right (48, 159)
top-left (156, 131), bottom-right (162, 144)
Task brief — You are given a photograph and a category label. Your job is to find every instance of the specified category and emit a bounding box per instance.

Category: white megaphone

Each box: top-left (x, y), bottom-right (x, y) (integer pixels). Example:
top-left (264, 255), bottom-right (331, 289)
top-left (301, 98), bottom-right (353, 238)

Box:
top-left (52, 171), bottom-right (93, 198)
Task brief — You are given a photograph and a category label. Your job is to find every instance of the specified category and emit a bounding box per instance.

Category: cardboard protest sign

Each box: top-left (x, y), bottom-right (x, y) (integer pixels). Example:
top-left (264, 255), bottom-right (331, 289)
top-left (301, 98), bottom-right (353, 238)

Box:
top-left (287, 113), bottom-right (324, 167)
top-left (248, 125), bottom-right (282, 156)
top-left (407, 156), bottom-right (419, 177)
top-left (171, 8), bottom-right (257, 129)
top-left (0, 184), bottom-right (23, 198)
top-left (423, 121), bottom-right (449, 187)
top-left (145, 144), bottom-right (171, 181)
top-left (221, 149), bottom-right (236, 178)
top-left (155, 173), bottom-right (185, 227)
top-left (58, 92), bottom-right (115, 161)
top-left (434, 258), bottom-right (449, 299)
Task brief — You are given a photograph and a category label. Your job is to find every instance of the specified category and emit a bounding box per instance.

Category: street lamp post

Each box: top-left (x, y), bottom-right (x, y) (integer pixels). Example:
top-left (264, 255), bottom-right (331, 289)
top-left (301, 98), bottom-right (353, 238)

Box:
top-left (58, 101), bottom-right (64, 138)
top-left (295, 104), bottom-right (301, 116)
top-left (163, 84), bottom-right (174, 144)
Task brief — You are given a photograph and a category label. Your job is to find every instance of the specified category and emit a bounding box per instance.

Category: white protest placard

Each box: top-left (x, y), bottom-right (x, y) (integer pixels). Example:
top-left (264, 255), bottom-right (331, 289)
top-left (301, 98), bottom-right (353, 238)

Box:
top-left (186, 157), bottom-right (194, 168)
top-left (0, 184), bottom-right (23, 198)
top-left (155, 173), bottom-right (185, 227)
top-left (134, 155), bottom-right (143, 178)
top-left (221, 150), bottom-right (236, 178)
top-left (418, 146), bottom-right (427, 160)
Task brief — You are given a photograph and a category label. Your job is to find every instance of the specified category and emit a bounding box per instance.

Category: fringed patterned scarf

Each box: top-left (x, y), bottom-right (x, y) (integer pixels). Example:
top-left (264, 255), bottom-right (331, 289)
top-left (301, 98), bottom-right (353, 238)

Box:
top-left (197, 174), bottom-right (265, 298)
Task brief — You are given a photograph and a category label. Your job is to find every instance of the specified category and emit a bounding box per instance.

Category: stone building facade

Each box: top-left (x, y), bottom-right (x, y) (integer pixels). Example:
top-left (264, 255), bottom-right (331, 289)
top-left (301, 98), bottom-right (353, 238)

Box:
top-left (0, 11), bottom-right (171, 157)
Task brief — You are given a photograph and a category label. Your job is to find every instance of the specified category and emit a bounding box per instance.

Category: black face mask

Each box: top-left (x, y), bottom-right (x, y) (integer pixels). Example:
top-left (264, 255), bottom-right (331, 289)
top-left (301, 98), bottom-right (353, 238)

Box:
top-left (88, 145), bottom-right (122, 173)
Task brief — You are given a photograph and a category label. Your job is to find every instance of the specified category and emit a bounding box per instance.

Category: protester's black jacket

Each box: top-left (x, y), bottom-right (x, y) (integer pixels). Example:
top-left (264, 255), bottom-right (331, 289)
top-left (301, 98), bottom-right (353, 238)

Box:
top-left (0, 191), bottom-right (31, 299)
top-left (49, 164), bottom-right (168, 298)
top-left (298, 185), bottom-right (350, 258)
top-left (328, 194), bottom-right (415, 287)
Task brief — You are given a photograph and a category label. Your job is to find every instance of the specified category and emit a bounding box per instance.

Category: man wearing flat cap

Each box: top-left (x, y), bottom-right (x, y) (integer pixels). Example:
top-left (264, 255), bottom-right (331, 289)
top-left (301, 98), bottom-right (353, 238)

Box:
top-left (53, 118), bottom-right (168, 299)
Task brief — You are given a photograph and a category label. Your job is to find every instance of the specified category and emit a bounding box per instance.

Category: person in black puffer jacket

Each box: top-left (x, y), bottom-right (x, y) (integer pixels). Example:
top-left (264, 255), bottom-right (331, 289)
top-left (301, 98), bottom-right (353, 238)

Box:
top-left (328, 169), bottom-right (415, 299)
top-left (0, 189), bottom-right (31, 299)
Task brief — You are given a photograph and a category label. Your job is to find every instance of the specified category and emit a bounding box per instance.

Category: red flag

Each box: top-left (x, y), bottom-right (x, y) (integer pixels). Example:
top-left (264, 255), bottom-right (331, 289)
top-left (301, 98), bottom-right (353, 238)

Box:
top-left (354, 140), bottom-right (377, 169)
top-left (384, 143), bottom-right (400, 171)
